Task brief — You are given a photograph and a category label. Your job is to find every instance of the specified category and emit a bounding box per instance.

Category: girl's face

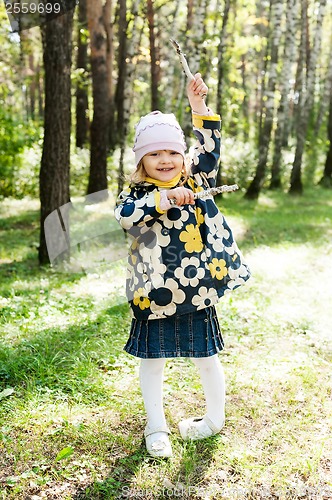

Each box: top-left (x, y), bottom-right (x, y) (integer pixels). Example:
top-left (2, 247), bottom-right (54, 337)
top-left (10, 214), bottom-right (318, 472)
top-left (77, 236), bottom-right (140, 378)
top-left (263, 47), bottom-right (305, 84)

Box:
top-left (142, 150), bottom-right (184, 182)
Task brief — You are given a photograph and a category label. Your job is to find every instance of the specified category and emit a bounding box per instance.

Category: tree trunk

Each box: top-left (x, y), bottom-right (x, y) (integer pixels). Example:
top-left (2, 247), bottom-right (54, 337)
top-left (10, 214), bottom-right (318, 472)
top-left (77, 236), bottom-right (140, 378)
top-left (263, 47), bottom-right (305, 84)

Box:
top-left (270, 0), bottom-right (298, 189)
top-left (182, 0), bottom-right (208, 140)
top-left (75, 0), bottom-right (89, 148)
top-left (114, 0), bottom-right (128, 150)
top-left (186, 0), bottom-right (194, 32)
top-left (39, 11), bottom-right (74, 265)
top-left (147, 0), bottom-right (160, 110)
top-left (29, 53), bottom-right (36, 120)
top-left (19, 30), bottom-right (37, 121)
top-left (319, 85), bottom-right (332, 187)
top-left (216, 0), bottom-right (231, 189)
top-left (314, 43), bottom-right (332, 136)
top-left (189, 0), bottom-right (208, 73)
top-left (289, 0), bottom-right (327, 194)
top-left (37, 62), bottom-right (44, 119)
top-left (245, 0), bottom-right (283, 200)
top-left (162, 0), bottom-right (182, 108)
top-left (216, 0), bottom-right (231, 119)
top-left (288, 0), bottom-right (307, 193)
top-left (240, 53), bottom-right (250, 141)
top-left (257, 1), bottom-right (272, 142)
top-left (117, 0), bottom-right (141, 195)
top-left (103, 0), bottom-right (115, 151)
top-left (86, 0), bottom-right (110, 199)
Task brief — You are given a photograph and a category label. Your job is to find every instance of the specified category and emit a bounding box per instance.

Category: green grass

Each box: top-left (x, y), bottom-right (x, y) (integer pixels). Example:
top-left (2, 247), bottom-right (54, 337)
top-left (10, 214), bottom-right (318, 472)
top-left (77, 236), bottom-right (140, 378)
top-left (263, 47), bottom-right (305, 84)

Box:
top-left (1, 187), bottom-right (332, 499)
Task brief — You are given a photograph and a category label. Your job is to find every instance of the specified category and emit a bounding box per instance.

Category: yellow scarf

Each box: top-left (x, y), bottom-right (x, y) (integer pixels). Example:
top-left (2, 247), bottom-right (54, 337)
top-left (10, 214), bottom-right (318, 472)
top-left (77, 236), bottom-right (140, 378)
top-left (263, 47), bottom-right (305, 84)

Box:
top-left (144, 172), bottom-right (182, 188)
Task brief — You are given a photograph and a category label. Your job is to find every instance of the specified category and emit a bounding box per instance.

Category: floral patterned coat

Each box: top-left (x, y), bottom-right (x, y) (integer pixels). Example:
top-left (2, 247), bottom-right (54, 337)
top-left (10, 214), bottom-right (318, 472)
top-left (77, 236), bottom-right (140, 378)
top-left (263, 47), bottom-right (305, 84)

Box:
top-left (115, 113), bottom-right (251, 320)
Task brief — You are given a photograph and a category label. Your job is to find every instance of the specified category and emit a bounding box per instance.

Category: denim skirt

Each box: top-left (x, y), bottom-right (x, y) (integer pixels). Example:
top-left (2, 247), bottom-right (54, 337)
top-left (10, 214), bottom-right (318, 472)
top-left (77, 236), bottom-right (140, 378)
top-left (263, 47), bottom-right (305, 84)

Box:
top-left (124, 306), bottom-right (224, 359)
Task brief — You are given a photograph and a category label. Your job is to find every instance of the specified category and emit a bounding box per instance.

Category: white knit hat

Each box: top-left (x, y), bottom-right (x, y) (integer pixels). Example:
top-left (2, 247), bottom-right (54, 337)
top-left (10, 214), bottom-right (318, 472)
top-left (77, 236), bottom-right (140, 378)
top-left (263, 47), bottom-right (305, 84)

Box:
top-left (133, 111), bottom-right (187, 166)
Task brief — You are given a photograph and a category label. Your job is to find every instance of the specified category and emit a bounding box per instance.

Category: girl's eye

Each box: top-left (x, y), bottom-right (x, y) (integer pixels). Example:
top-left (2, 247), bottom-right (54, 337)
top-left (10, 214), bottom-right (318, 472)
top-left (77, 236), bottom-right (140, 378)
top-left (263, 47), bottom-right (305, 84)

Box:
top-left (170, 151), bottom-right (180, 155)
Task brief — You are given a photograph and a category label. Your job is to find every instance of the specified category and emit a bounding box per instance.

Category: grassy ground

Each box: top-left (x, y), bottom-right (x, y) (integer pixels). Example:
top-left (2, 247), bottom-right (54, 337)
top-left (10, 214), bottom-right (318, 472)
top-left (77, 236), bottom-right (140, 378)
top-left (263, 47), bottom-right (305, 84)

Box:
top-left (0, 188), bottom-right (332, 499)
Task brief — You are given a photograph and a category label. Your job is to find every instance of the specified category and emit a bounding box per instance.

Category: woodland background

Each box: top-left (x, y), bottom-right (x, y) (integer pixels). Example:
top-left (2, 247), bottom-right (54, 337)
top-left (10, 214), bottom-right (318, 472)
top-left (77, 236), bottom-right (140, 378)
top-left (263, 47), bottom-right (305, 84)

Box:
top-left (1, 2), bottom-right (332, 498)
top-left (0, 0), bottom-right (331, 264)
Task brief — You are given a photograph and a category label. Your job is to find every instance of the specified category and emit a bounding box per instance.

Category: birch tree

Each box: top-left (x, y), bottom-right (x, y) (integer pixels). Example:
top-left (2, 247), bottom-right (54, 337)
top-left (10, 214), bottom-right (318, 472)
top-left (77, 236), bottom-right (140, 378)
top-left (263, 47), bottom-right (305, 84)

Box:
top-left (216, 0), bottom-right (231, 119)
top-left (314, 42), bottom-right (332, 136)
top-left (182, 0), bottom-right (208, 139)
top-left (187, 0), bottom-right (194, 32)
top-left (189, 0), bottom-right (208, 72)
top-left (289, 0), bottom-right (327, 194)
top-left (270, 0), bottom-right (298, 189)
top-left (161, 0), bottom-right (182, 107)
top-left (147, 0), bottom-right (160, 110)
top-left (255, 1), bottom-right (272, 136)
top-left (216, 0), bottom-right (231, 189)
top-left (245, 0), bottom-right (284, 200)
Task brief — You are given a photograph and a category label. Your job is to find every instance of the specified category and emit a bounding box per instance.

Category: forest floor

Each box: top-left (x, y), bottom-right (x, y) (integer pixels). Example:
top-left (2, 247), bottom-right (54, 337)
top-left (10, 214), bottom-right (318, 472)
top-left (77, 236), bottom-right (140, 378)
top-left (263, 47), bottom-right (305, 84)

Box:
top-left (0, 188), bottom-right (332, 499)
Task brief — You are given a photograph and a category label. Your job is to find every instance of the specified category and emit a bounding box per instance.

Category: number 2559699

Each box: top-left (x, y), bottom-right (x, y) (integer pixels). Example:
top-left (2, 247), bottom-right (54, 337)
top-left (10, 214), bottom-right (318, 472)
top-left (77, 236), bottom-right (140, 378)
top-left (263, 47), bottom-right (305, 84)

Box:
top-left (5, 2), bottom-right (62, 15)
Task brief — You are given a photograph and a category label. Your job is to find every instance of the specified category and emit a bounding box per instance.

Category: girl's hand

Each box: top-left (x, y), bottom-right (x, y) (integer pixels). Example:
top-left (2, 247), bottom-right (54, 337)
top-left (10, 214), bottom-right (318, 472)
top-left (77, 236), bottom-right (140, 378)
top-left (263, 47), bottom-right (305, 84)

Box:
top-left (187, 73), bottom-right (209, 115)
top-left (167, 186), bottom-right (195, 206)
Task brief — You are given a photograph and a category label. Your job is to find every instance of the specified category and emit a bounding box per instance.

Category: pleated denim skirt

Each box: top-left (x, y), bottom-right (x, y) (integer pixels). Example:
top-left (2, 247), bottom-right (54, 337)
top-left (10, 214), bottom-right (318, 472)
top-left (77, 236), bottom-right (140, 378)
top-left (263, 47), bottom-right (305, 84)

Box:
top-left (124, 306), bottom-right (224, 359)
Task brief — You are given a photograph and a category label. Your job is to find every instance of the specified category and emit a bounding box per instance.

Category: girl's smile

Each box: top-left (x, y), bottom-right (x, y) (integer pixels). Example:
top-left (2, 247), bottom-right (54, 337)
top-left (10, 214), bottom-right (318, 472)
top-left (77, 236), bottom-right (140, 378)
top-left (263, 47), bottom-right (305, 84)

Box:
top-left (142, 150), bottom-right (184, 182)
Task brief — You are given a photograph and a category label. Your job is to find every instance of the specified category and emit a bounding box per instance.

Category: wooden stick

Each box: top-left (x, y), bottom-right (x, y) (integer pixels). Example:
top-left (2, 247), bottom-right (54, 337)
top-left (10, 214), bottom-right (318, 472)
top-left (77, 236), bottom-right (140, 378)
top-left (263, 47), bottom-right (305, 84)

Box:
top-left (169, 184), bottom-right (239, 205)
top-left (170, 38), bottom-right (207, 97)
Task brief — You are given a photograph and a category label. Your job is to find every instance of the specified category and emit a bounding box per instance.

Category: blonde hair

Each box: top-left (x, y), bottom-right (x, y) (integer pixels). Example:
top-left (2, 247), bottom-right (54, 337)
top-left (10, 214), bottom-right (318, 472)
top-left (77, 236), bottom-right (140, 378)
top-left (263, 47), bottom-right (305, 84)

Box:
top-left (129, 156), bottom-right (191, 186)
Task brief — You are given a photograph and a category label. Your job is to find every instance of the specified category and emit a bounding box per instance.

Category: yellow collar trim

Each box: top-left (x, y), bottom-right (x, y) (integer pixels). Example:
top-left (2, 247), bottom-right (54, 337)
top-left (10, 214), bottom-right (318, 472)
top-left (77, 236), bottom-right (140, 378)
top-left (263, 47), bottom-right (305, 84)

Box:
top-left (144, 172), bottom-right (182, 188)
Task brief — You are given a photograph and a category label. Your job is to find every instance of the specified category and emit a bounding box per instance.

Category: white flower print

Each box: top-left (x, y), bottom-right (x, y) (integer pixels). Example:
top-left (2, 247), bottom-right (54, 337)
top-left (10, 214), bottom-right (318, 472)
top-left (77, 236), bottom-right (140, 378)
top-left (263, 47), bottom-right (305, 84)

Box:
top-left (205, 247), bottom-right (211, 259)
top-left (127, 266), bottom-right (140, 293)
top-left (226, 277), bottom-right (246, 290)
top-left (193, 128), bottom-right (215, 152)
top-left (207, 231), bottom-right (224, 253)
top-left (127, 270), bottom-right (152, 302)
top-left (193, 172), bottom-right (204, 186)
top-left (209, 213), bottom-right (230, 239)
top-left (228, 264), bottom-right (248, 280)
top-left (120, 206), bottom-right (145, 229)
top-left (192, 286), bottom-right (218, 309)
top-left (145, 192), bottom-right (159, 207)
top-left (163, 207), bottom-right (189, 229)
top-left (149, 278), bottom-right (186, 317)
top-left (138, 234), bottom-right (161, 260)
top-left (153, 222), bottom-right (171, 247)
top-left (174, 257), bottom-right (205, 287)
top-left (136, 261), bottom-right (149, 282)
top-left (135, 245), bottom-right (166, 291)
top-left (204, 212), bottom-right (231, 252)
top-left (192, 144), bottom-right (205, 166)
top-left (205, 169), bottom-right (217, 181)
top-left (223, 242), bottom-right (240, 256)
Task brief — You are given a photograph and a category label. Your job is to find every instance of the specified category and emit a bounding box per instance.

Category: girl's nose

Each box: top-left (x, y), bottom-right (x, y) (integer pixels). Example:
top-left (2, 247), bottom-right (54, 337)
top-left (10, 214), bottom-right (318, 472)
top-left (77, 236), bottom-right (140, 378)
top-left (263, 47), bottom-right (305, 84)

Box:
top-left (160, 152), bottom-right (171, 163)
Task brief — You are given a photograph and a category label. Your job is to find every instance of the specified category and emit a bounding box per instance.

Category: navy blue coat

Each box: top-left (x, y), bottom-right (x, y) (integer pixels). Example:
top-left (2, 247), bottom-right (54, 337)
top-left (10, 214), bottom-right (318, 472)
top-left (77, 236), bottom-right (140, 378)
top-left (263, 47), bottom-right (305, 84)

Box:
top-left (115, 113), bottom-right (251, 320)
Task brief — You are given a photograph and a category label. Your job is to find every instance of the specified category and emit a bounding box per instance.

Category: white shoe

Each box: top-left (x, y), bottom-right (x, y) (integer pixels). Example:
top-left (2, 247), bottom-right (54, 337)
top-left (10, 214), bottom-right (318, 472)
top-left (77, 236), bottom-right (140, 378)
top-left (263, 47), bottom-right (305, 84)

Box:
top-left (144, 425), bottom-right (173, 458)
top-left (178, 415), bottom-right (223, 441)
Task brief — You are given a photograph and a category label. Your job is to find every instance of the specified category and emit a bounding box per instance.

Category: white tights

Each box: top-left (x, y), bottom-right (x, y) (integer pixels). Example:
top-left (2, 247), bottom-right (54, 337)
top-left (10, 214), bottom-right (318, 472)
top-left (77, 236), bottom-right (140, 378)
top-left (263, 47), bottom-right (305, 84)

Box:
top-left (139, 354), bottom-right (225, 430)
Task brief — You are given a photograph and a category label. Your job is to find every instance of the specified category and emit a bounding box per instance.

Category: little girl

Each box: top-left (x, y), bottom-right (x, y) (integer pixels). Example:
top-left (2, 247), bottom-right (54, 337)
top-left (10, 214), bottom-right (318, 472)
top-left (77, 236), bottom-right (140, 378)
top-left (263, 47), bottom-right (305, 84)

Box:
top-left (115, 73), bottom-right (250, 458)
